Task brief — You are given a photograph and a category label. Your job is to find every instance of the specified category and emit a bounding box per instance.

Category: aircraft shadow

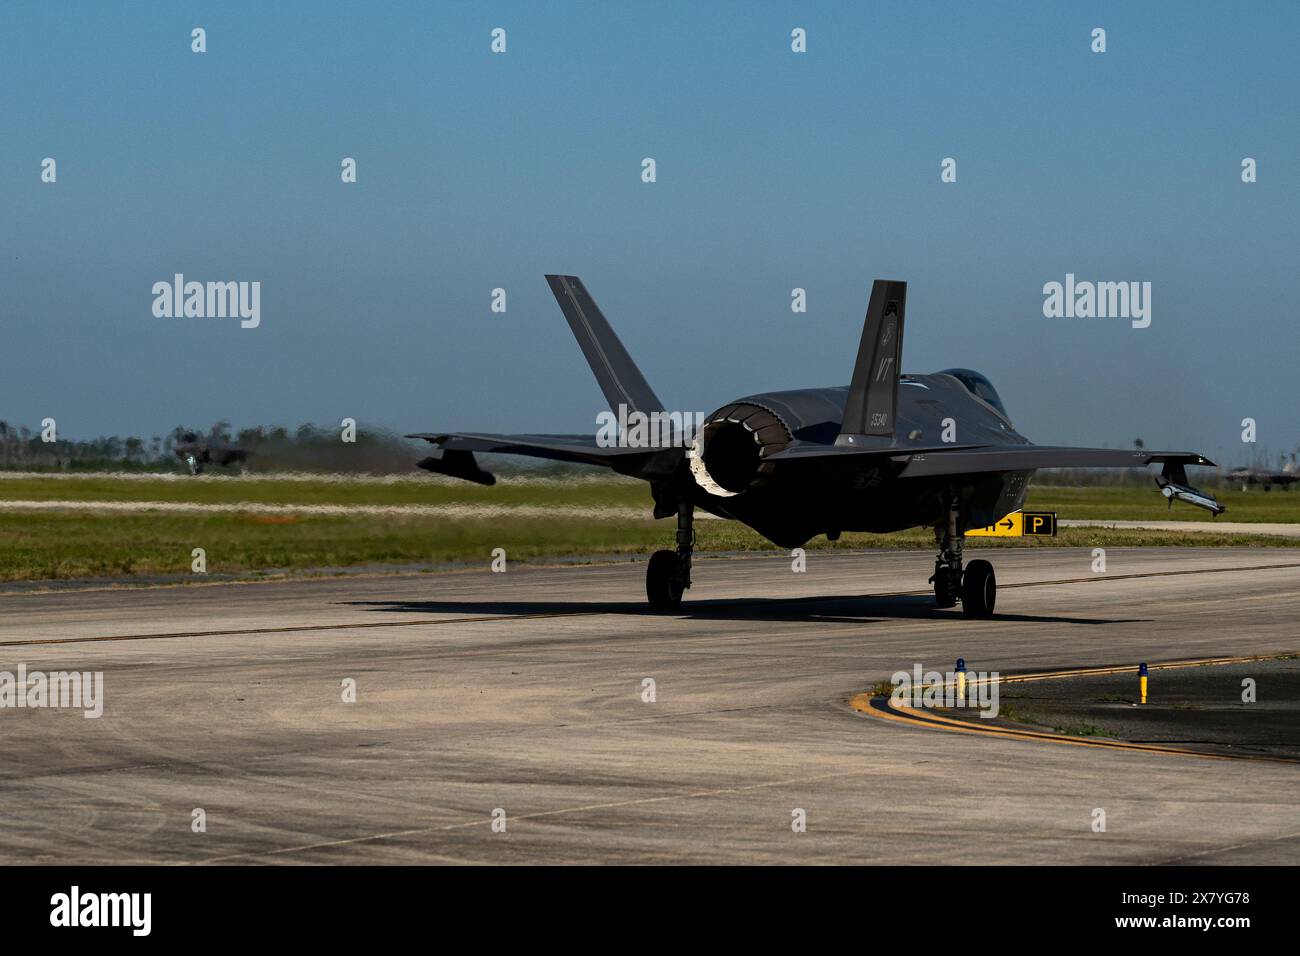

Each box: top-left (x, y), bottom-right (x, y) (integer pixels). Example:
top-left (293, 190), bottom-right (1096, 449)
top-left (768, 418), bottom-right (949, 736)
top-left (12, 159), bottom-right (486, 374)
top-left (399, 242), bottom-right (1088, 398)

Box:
top-left (345, 592), bottom-right (1143, 627)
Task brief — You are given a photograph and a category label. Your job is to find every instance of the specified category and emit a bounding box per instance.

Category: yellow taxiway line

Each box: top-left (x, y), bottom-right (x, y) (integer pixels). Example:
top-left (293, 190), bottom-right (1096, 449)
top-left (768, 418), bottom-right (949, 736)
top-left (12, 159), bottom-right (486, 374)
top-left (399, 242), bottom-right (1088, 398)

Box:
top-left (849, 654), bottom-right (1299, 764)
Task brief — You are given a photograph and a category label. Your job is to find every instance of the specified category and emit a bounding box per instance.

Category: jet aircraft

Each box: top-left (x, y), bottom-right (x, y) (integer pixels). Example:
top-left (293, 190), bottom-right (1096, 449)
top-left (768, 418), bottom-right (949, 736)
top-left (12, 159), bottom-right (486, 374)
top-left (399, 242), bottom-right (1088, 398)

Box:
top-left (1226, 462), bottom-right (1298, 492)
top-left (412, 276), bottom-right (1223, 616)
top-left (173, 431), bottom-right (251, 475)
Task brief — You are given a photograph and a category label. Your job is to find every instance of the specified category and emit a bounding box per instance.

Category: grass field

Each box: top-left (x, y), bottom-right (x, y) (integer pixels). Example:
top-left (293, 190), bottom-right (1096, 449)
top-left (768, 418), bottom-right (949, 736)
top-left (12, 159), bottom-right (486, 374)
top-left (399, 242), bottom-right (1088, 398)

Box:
top-left (0, 472), bottom-right (652, 508)
top-left (0, 473), bottom-right (1296, 582)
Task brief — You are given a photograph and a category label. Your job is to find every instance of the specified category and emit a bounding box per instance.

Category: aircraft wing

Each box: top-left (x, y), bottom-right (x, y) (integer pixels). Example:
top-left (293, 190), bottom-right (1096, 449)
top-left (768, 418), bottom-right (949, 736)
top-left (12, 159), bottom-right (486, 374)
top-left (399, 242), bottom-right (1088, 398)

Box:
top-left (891, 445), bottom-right (1225, 516)
top-left (407, 432), bottom-right (670, 485)
top-left (771, 442), bottom-right (1223, 514)
top-left (891, 446), bottom-right (1214, 476)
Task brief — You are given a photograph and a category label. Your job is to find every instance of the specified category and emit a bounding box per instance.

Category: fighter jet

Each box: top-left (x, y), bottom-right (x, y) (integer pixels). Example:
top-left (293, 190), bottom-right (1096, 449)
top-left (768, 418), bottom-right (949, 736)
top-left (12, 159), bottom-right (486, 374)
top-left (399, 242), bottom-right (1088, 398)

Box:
top-left (411, 276), bottom-right (1223, 616)
top-left (172, 431), bottom-right (251, 475)
top-left (1226, 461), bottom-right (1298, 492)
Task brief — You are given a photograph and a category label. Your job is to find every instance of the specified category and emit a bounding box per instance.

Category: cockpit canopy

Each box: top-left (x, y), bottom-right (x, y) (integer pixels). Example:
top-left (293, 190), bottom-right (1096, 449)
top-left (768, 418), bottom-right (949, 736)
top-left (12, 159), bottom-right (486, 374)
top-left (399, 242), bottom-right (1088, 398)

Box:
top-left (940, 368), bottom-right (1009, 419)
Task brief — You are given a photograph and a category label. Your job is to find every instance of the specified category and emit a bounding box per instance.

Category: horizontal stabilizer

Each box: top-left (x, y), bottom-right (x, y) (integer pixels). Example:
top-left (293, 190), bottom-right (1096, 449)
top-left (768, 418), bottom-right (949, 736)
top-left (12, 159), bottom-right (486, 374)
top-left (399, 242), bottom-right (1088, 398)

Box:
top-left (408, 431), bottom-right (676, 480)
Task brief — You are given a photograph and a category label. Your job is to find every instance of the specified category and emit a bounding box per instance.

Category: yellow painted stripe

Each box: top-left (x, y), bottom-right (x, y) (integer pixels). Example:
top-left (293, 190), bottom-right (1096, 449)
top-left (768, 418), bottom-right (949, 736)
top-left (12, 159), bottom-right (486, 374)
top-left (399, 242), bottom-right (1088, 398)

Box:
top-left (850, 655), bottom-right (1300, 765)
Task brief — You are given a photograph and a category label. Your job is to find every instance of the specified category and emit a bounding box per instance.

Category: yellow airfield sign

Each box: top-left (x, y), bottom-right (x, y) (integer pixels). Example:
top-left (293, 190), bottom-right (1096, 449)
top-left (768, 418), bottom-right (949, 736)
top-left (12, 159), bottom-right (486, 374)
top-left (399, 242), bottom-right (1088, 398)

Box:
top-left (967, 511), bottom-right (1057, 537)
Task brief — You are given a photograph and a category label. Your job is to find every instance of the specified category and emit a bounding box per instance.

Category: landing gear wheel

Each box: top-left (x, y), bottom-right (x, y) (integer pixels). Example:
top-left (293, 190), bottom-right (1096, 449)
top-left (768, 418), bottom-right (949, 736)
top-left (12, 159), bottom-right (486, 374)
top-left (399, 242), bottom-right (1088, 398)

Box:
top-left (961, 559), bottom-right (996, 618)
top-left (646, 549), bottom-right (685, 610)
top-left (932, 564), bottom-right (957, 608)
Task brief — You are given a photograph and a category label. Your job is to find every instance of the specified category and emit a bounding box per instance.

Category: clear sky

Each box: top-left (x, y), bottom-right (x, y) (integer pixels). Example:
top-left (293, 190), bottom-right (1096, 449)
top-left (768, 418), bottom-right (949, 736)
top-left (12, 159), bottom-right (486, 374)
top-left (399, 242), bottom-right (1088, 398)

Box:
top-left (3, 1), bottom-right (1297, 467)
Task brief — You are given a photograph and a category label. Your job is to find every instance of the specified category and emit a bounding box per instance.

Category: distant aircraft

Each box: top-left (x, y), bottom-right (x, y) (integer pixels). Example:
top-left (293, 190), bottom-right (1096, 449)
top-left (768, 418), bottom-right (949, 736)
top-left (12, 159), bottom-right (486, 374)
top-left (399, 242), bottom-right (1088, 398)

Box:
top-left (412, 276), bottom-right (1223, 616)
top-left (1226, 463), bottom-right (1298, 492)
top-left (173, 432), bottom-right (251, 475)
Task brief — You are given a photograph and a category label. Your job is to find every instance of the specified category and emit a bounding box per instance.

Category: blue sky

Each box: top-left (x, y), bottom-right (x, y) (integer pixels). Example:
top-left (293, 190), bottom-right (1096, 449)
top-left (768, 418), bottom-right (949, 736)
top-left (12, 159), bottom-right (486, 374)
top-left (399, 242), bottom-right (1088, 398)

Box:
top-left (3, 1), bottom-right (1297, 466)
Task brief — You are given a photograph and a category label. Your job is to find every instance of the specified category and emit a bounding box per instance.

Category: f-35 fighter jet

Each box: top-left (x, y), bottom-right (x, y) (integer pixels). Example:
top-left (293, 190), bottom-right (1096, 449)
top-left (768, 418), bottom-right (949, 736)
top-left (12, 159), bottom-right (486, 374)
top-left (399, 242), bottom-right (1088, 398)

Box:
top-left (1226, 463), bottom-right (1298, 492)
top-left (412, 276), bottom-right (1223, 616)
top-left (173, 431), bottom-right (251, 475)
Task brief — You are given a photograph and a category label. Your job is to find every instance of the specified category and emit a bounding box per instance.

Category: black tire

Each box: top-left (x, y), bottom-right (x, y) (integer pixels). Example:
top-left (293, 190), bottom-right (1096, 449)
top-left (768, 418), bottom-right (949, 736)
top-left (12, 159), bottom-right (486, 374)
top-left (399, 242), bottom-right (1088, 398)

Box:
top-left (932, 565), bottom-right (957, 608)
top-left (961, 559), bottom-right (996, 618)
top-left (646, 549), bottom-right (685, 610)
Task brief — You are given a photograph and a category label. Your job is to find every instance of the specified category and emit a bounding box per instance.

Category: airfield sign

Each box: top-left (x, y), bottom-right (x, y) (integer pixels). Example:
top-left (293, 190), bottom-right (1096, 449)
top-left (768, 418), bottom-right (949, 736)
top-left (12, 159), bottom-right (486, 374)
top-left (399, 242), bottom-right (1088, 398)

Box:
top-left (967, 511), bottom-right (1057, 537)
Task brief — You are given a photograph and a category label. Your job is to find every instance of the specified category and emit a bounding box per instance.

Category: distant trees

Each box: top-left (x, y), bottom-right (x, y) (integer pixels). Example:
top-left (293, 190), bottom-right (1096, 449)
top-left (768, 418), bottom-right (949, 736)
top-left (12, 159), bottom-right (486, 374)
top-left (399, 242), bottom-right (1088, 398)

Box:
top-left (0, 420), bottom-right (428, 474)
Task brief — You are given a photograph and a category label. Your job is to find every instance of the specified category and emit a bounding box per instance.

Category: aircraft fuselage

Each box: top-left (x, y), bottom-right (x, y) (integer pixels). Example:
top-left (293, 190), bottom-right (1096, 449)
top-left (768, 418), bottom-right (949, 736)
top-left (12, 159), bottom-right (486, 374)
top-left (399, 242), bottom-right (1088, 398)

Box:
top-left (684, 372), bottom-right (1032, 548)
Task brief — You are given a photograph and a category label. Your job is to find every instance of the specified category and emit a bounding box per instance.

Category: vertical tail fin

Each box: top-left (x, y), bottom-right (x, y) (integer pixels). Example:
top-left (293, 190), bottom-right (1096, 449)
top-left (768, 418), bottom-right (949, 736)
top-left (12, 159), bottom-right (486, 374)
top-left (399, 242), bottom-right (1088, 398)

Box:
top-left (545, 275), bottom-right (665, 415)
top-left (837, 279), bottom-right (907, 442)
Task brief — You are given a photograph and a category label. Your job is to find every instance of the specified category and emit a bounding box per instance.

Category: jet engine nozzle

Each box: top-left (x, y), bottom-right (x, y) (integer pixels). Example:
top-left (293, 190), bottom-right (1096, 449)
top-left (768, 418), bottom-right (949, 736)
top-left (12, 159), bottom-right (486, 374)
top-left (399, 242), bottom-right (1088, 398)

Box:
top-left (689, 402), bottom-right (792, 497)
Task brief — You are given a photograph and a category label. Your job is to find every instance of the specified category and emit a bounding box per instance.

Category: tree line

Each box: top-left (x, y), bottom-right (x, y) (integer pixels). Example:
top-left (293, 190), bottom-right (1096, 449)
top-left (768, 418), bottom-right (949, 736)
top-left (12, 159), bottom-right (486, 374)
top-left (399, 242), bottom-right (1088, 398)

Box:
top-left (0, 421), bottom-right (423, 474)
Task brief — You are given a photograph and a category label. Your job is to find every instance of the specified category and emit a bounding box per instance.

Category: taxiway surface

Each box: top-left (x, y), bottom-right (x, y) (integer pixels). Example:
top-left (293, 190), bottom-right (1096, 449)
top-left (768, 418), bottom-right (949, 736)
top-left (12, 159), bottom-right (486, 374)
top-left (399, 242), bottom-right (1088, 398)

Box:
top-left (0, 547), bottom-right (1296, 864)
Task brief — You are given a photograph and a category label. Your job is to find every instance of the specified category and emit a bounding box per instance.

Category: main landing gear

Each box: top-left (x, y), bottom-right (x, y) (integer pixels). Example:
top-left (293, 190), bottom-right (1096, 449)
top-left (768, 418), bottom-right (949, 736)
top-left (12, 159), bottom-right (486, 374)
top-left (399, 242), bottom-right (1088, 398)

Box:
top-left (929, 493), bottom-right (997, 618)
top-left (647, 501), bottom-right (694, 610)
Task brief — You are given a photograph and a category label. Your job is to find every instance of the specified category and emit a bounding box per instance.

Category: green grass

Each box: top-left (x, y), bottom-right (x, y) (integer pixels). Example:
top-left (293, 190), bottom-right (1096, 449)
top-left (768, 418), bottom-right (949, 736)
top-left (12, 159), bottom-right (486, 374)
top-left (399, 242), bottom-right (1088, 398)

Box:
top-left (987, 701), bottom-right (1117, 739)
top-left (2, 511), bottom-right (1292, 582)
top-left (0, 512), bottom-right (663, 581)
top-left (992, 702), bottom-right (1036, 723)
top-left (1027, 484), bottom-right (1300, 523)
top-left (0, 473), bottom-right (653, 508)
top-left (1050, 722), bottom-right (1117, 739)
top-left (870, 678), bottom-right (898, 697)
top-left (0, 475), bottom-right (1296, 582)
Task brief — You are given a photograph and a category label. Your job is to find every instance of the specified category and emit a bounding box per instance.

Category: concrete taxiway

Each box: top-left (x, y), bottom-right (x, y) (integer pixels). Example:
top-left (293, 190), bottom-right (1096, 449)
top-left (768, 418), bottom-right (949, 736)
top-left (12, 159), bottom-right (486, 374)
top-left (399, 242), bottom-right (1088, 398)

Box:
top-left (0, 547), bottom-right (1297, 865)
